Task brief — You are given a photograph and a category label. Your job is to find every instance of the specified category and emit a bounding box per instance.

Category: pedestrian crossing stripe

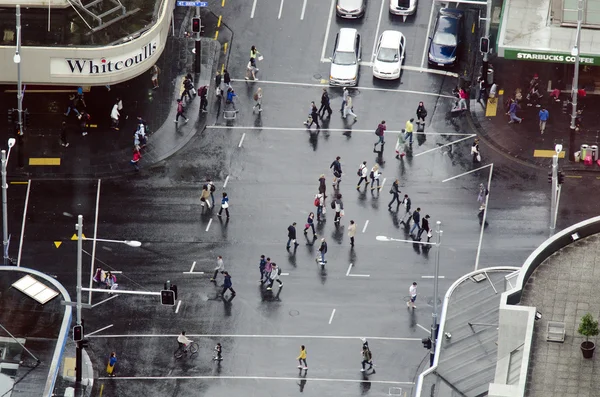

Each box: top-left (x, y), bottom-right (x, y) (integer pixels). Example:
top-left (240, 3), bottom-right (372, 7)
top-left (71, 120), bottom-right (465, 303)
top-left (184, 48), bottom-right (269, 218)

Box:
top-left (71, 233), bottom-right (86, 240)
top-left (533, 150), bottom-right (565, 158)
top-left (54, 241), bottom-right (62, 248)
top-left (29, 158), bottom-right (60, 166)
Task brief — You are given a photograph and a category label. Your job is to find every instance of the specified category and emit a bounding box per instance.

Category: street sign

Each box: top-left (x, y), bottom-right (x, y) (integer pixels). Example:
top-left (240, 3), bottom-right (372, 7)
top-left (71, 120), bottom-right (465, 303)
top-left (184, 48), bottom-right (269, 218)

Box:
top-left (176, 1), bottom-right (207, 6)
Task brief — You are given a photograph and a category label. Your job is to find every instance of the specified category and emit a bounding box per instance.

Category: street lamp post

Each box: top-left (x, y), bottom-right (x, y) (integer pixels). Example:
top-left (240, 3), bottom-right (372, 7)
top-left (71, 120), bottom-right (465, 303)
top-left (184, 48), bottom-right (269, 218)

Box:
top-left (570, 0), bottom-right (584, 131)
top-left (14, 5), bottom-right (25, 168)
top-left (2, 138), bottom-right (17, 265)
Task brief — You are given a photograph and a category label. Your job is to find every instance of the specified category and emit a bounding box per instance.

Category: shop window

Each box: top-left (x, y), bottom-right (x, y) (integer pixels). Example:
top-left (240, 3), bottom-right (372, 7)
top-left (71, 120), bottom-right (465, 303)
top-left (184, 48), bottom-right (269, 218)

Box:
top-left (562, 0), bottom-right (600, 26)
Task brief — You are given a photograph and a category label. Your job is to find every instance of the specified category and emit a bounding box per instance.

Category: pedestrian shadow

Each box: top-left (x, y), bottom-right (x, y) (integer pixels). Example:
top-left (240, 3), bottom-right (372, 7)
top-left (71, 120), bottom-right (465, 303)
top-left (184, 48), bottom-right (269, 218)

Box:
top-left (287, 251), bottom-right (298, 268)
top-left (331, 224), bottom-right (344, 244)
top-left (348, 248), bottom-right (357, 265)
top-left (253, 113), bottom-right (262, 128)
top-left (222, 296), bottom-right (234, 316)
top-left (217, 216), bottom-right (229, 238)
top-left (389, 209), bottom-right (401, 229)
top-left (373, 146), bottom-right (385, 166)
top-left (308, 130), bottom-right (319, 151)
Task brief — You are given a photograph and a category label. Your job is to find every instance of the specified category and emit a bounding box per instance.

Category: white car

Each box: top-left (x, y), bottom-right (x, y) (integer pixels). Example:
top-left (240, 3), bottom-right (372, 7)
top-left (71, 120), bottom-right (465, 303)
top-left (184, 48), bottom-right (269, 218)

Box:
top-left (389, 0), bottom-right (417, 18)
top-left (330, 28), bottom-right (362, 86)
top-left (372, 30), bottom-right (405, 80)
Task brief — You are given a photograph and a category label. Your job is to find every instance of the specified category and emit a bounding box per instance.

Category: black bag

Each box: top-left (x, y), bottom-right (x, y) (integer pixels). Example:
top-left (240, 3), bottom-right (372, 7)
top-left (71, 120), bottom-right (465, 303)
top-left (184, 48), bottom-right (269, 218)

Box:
top-left (331, 201), bottom-right (335, 210)
top-left (357, 167), bottom-right (362, 176)
top-left (210, 184), bottom-right (216, 192)
top-left (333, 170), bottom-right (341, 178)
top-left (375, 127), bottom-right (383, 136)
top-left (370, 171), bottom-right (374, 179)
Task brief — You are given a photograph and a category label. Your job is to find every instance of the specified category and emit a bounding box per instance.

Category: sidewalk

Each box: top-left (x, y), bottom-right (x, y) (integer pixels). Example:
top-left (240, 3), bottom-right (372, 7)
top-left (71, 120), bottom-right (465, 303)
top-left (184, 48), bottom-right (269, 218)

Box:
top-left (468, 57), bottom-right (600, 172)
top-left (4, 37), bottom-right (219, 179)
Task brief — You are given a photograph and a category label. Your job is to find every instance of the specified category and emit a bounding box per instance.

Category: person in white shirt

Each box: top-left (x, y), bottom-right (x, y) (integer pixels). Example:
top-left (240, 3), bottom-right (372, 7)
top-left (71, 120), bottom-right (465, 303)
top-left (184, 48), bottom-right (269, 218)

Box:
top-left (211, 256), bottom-right (225, 282)
top-left (177, 331), bottom-right (192, 350)
top-left (408, 282), bottom-right (418, 309)
top-left (110, 103), bottom-right (120, 130)
top-left (370, 164), bottom-right (382, 191)
top-left (356, 161), bottom-right (369, 189)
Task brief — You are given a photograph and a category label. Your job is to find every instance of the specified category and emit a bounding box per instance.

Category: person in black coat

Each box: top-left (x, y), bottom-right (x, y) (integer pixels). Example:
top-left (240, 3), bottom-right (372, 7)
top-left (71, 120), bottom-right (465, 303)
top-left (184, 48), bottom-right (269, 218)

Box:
top-left (417, 214), bottom-right (431, 241)
top-left (287, 222), bottom-right (299, 249)
top-left (319, 89), bottom-right (333, 118)
top-left (416, 102), bottom-right (427, 125)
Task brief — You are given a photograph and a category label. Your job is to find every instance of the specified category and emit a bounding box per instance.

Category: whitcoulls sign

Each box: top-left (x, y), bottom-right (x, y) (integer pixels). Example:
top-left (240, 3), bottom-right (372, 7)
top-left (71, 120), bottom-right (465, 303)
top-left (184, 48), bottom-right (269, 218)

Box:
top-left (51, 39), bottom-right (159, 76)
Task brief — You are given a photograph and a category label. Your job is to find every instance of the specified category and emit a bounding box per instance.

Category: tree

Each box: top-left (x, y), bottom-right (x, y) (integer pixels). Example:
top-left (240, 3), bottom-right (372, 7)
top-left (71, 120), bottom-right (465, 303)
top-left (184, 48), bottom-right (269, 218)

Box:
top-left (578, 313), bottom-right (599, 343)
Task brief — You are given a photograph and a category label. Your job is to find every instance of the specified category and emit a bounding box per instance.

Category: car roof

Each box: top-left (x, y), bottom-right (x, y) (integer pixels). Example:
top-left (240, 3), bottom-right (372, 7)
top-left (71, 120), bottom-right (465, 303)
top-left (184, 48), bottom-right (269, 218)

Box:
top-left (380, 30), bottom-right (404, 48)
top-left (439, 7), bottom-right (465, 17)
top-left (436, 10), bottom-right (462, 33)
top-left (337, 28), bottom-right (359, 52)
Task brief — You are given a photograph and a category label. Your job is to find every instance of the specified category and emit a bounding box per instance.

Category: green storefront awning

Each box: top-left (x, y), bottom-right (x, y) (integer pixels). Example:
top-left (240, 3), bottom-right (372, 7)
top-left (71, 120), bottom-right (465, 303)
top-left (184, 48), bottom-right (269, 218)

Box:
top-left (504, 49), bottom-right (600, 66)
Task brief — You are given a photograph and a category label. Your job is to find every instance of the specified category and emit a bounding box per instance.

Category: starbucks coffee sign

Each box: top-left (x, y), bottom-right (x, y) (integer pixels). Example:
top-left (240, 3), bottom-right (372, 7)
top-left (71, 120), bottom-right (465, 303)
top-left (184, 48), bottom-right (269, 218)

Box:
top-left (504, 49), bottom-right (599, 66)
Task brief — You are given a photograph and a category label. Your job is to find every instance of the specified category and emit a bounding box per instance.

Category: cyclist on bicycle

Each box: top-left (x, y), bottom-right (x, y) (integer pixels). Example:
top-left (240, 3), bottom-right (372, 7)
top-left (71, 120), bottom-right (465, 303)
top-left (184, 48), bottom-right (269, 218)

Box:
top-left (177, 331), bottom-right (192, 352)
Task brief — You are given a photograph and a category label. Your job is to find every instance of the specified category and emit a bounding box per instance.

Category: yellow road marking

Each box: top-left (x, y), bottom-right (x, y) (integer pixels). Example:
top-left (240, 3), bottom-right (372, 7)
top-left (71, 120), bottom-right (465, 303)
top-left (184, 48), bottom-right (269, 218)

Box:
top-left (471, 22), bottom-right (475, 34)
top-left (222, 0), bottom-right (225, 5)
top-left (71, 233), bottom-right (86, 240)
top-left (29, 158), bottom-right (60, 166)
top-left (217, 15), bottom-right (222, 27)
top-left (533, 150), bottom-right (565, 158)
top-left (223, 42), bottom-right (228, 54)
top-left (221, 64), bottom-right (225, 74)
top-left (485, 98), bottom-right (498, 117)
top-left (566, 175), bottom-right (582, 178)
top-left (10, 181), bottom-right (28, 185)
top-left (214, 30), bottom-right (219, 40)
top-left (54, 241), bottom-right (62, 248)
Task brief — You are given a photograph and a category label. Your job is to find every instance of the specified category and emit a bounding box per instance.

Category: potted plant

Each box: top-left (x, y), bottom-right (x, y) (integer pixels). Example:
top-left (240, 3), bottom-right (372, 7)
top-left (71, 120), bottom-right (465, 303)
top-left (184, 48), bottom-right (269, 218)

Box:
top-left (578, 313), bottom-right (599, 359)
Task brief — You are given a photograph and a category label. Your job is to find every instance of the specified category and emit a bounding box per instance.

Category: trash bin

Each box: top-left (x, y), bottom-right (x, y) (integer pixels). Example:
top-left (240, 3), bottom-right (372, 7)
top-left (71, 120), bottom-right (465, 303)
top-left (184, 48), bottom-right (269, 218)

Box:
top-left (581, 144), bottom-right (589, 159)
top-left (487, 65), bottom-right (494, 85)
top-left (592, 145), bottom-right (599, 162)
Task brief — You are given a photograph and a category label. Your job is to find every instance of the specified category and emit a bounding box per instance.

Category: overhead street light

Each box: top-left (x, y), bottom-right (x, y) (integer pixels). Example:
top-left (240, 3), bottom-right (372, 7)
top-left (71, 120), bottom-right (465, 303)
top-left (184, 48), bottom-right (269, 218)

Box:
top-left (2, 138), bottom-right (17, 265)
top-left (82, 237), bottom-right (142, 247)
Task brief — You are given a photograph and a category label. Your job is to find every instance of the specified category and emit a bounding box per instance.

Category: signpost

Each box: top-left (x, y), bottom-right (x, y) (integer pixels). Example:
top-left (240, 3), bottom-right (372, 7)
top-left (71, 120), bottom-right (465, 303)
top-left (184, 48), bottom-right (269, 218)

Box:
top-left (176, 1), bottom-right (207, 6)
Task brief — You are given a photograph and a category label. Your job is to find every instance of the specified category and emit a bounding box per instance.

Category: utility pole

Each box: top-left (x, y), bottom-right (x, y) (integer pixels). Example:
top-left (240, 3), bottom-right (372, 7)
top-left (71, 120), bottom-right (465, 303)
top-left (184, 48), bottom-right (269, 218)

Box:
top-left (481, 0), bottom-right (493, 83)
top-left (194, 6), bottom-right (201, 74)
top-left (14, 5), bottom-right (25, 168)
top-left (430, 221), bottom-right (443, 366)
top-left (75, 215), bottom-right (83, 383)
top-left (570, 0), bottom-right (584, 131)
top-left (549, 144), bottom-right (563, 237)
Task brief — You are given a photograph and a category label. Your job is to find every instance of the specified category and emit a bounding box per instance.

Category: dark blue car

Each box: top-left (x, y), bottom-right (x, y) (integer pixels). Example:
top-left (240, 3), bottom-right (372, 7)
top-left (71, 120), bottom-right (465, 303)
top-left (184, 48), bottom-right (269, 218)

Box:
top-left (428, 8), bottom-right (464, 67)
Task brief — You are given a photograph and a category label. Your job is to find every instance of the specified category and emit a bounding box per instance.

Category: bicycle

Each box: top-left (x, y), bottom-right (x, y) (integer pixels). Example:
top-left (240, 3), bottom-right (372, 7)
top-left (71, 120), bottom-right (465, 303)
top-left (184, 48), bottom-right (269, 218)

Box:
top-left (174, 342), bottom-right (199, 359)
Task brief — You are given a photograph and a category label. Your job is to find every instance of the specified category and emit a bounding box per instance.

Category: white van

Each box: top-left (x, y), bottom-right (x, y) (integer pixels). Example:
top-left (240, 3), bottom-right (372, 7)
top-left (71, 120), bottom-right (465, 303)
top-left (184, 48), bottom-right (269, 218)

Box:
top-left (330, 28), bottom-right (362, 87)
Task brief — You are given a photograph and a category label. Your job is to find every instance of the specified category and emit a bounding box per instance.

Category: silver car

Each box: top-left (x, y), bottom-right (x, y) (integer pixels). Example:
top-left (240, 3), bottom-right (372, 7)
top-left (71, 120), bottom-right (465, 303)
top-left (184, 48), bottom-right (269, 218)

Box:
top-left (336, 0), bottom-right (366, 19)
top-left (389, 0), bottom-right (417, 19)
top-left (329, 28), bottom-right (362, 87)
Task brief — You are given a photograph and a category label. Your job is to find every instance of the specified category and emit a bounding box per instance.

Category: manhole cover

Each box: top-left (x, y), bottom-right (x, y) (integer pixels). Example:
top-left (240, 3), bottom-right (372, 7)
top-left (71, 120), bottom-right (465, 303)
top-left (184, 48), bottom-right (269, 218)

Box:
top-left (289, 310), bottom-right (300, 317)
top-left (313, 73), bottom-right (322, 80)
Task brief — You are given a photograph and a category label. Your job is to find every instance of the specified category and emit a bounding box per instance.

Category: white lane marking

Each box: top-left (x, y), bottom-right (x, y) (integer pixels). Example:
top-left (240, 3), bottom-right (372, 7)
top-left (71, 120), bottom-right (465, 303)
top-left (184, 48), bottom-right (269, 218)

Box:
top-left (238, 132), bottom-right (246, 148)
top-left (421, 275), bottom-right (445, 279)
top-left (223, 175), bottom-right (230, 188)
top-left (475, 163), bottom-right (493, 271)
top-left (328, 308), bottom-right (336, 324)
top-left (300, 0), bottom-right (307, 20)
top-left (97, 375), bottom-right (414, 385)
top-left (362, 220), bottom-right (369, 233)
top-left (421, 0), bottom-right (437, 68)
top-left (189, 261), bottom-right (196, 272)
top-left (414, 134), bottom-right (476, 157)
top-left (88, 179), bottom-right (101, 304)
top-left (63, 212), bottom-right (73, 217)
top-left (417, 323), bottom-right (430, 334)
top-left (346, 263), bottom-right (370, 277)
top-left (206, 218), bottom-right (213, 232)
top-left (208, 125), bottom-right (472, 136)
top-left (183, 271), bottom-right (205, 274)
top-left (91, 294), bottom-right (119, 308)
top-left (320, 0), bottom-right (336, 63)
top-left (380, 177), bottom-right (387, 191)
top-left (442, 164), bottom-right (493, 183)
top-left (346, 263), bottom-right (353, 276)
top-left (278, 0), bottom-right (284, 19)
top-left (85, 324), bottom-right (114, 337)
top-left (89, 333), bottom-right (422, 341)
top-left (250, 0), bottom-right (257, 18)
top-left (280, 272), bottom-right (290, 276)
top-left (230, 78), bottom-right (456, 99)
top-left (370, 0), bottom-right (387, 62)
top-left (16, 179), bottom-right (31, 267)
top-left (403, 65), bottom-right (459, 78)
top-left (175, 300), bottom-right (182, 313)
top-left (110, 271), bottom-right (123, 274)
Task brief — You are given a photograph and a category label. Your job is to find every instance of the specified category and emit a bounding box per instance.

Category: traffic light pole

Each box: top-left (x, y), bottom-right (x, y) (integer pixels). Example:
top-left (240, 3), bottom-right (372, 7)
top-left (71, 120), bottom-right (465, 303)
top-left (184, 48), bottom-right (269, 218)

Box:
top-left (549, 154), bottom-right (559, 236)
top-left (430, 221), bottom-right (442, 366)
top-left (194, 8), bottom-right (201, 74)
top-left (75, 215), bottom-right (83, 383)
top-left (481, 0), bottom-right (493, 81)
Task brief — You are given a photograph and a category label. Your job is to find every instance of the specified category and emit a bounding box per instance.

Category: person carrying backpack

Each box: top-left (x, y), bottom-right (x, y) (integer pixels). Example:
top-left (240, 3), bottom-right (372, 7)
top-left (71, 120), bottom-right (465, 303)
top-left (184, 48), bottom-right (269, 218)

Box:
top-left (266, 263), bottom-right (283, 290)
top-left (199, 85), bottom-right (208, 113)
top-left (356, 161), bottom-right (369, 189)
top-left (374, 120), bottom-right (386, 149)
top-left (253, 87), bottom-right (263, 113)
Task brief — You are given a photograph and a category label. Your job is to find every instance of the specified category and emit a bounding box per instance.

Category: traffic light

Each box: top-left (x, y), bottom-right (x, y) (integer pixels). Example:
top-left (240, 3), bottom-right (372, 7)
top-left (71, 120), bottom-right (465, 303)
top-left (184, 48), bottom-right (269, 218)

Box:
top-left (479, 37), bottom-right (490, 54)
top-left (558, 171), bottom-right (565, 184)
top-left (191, 17), bottom-right (201, 33)
top-left (7, 109), bottom-right (14, 125)
top-left (24, 109), bottom-right (30, 127)
top-left (422, 337), bottom-right (432, 350)
top-left (161, 289), bottom-right (176, 305)
top-left (73, 324), bottom-right (83, 341)
top-left (79, 339), bottom-right (89, 348)
top-left (548, 172), bottom-right (552, 184)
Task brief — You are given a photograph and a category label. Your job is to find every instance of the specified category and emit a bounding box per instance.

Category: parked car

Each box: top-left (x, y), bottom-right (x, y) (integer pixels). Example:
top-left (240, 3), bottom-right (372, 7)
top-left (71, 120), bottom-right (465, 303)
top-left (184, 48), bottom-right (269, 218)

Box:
top-left (373, 30), bottom-right (405, 80)
top-left (428, 8), bottom-right (464, 67)
top-left (389, 0), bottom-right (417, 18)
top-left (330, 28), bottom-right (362, 86)
top-left (336, 0), bottom-right (366, 18)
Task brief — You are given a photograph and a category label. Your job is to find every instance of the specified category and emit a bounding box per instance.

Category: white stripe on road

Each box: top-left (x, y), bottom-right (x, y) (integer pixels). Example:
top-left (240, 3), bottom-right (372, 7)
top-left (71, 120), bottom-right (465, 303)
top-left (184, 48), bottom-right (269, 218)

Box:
top-left (362, 220), bottom-right (369, 233)
top-left (320, 0), bottom-right (336, 64)
top-left (346, 263), bottom-right (353, 276)
top-left (300, 0), bottom-right (307, 20)
top-left (380, 178), bottom-right (386, 191)
top-left (442, 163), bottom-right (493, 183)
top-left (328, 308), bottom-right (336, 324)
top-left (475, 163), bottom-right (494, 271)
top-left (223, 175), bottom-right (230, 188)
top-left (238, 133), bottom-right (246, 148)
top-left (417, 323), bottom-right (430, 334)
top-left (280, 272), bottom-right (290, 276)
top-left (189, 261), bottom-right (196, 273)
top-left (414, 134), bottom-right (476, 157)
top-left (206, 218), bottom-right (213, 232)
top-left (175, 300), bottom-right (182, 313)
top-left (16, 180), bottom-right (31, 267)
top-left (97, 375), bottom-right (414, 385)
top-left (88, 333), bottom-right (421, 341)
top-left (229, 78), bottom-right (456, 99)
top-left (250, 0), bottom-right (257, 18)
top-left (91, 294), bottom-right (120, 308)
top-left (208, 125), bottom-right (473, 137)
top-left (403, 65), bottom-right (459, 78)
top-left (371, 0), bottom-right (387, 62)
top-left (85, 324), bottom-right (114, 337)
top-left (88, 179), bottom-right (102, 305)
top-left (278, 0), bottom-right (284, 19)
top-left (349, 274), bottom-right (370, 277)
top-left (421, 275), bottom-right (445, 279)
top-left (183, 271), bottom-right (205, 274)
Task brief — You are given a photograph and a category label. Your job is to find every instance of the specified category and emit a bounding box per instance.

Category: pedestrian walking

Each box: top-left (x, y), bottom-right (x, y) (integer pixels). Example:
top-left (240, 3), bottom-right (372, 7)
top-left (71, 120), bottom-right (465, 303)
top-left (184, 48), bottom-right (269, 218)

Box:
top-left (369, 164), bottom-right (382, 191)
top-left (507, 100), bottom-right (522, 124)
top-left (303, 213), bottom-right (316, 236)
top-left (130, 148), bottom-right (141, 172)
top-left (186, 73), bottom-right (197, 96)
top-left (259, 255), bottom-right (267, 283)
top-left (340, 87), bottom-right (349, 112)
top-left (348, 220), bottom-right (356, 246)
top-left (150, 64), bottom-right (160, 89)
top-left (333, 194), bottom-right (344, 224)
top-left (297, 345), bottom-right (308, 370)
top-left (64, 94), bottom-right (81, 117)
top-left (318, 174), bottom-right (328, 209)
top-left (215, 71), bottom-right (223, 98)
top-left (417, 214), bottom-right (431, 241)
top-left (221, 271), bottom-right (236, 297)
top-left (213, 343), bottom-right (223, 361)
top-left (110, 103), bottom-right (120, 130)
top-left (395, 129), bottom-right (406, 158)
top-left (471, 139), bottom-right (481, 163)
top-left (245, 58), bottom-right (258, 81)
top-left (135, 122), bottom-right (147, 149)
top-left (410, 207), bottom-right (421, 236)
top-left (319, 88), bottom-right (332, 118)
top-left (226, 88), bottom-right (238, 111)
top-left (343, 96), bottom-right (358, 121)
top-left (211, 255), bottom-right (224, 282)
top-left (405, 119), bottom-right (414, 144)
top-left (199, 85), bottom-right (209, 112)
top-left (477, 77), bottom-right (487, 103)
top-left (374, 120), bottom-right (386, 149)
top-left (266, 263), bottom-right (283, 290)
top-left (174, 99), bottom-right (189, 123)
top-left (407, 282), bottom-right (417, 308)
top-left (477, 183), bottom-right (489, 211)
top-left (79, 110), bottom-right (90, 136)
top-left (360, 345), bottom-right (374, 372)
top-left (356, 161), bottom-right (369, 189)
top-left (315, 192), bottom-right (325, 221)
top-left (200, 185), bottom-right (212, 210)
top-left (263, 257), bottom-right (273, 283)
top-left (416, 102), bottom-right (427, 125)
top-left (489, 81), bottom-right (498, 102)
top-left (317, 238), bottom-right (328, 264)
top-left (304, 102), bottom-right (320, 129)
top-left (223, 69), bottom-right (231, 88)
top-left (287, 222), bottom-right (300, 249)
top-left (218, 192), bottom-right (230, 218)
top-left (388, 179), bottom-right (401, 210)
top-left (181, 76), bottom-right (193, 102)
top-left (539, 106), bottom-right (549, 134)
top-left (250, 45), bottom-right (260, 61)
top-left (458, 88), bottom-right (468, 110)
top-left (330, 156), bottom-right (343, 189)
top-left (60, 121), bottom-right (69, 147)
top-left (206, 178), bottom-right (216, 205)
top-left (253, 87), bottom-right (263, 113)
top-left (106, 352), bottom-right (117, 377)
top-left (400, 194), bottom-right (412, 224)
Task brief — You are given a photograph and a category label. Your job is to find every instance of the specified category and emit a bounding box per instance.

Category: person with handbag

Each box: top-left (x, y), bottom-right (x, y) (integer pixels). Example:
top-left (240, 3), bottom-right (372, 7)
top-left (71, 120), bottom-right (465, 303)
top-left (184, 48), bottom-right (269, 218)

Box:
top-left (417, 214), bottom-right (431, 241)
top-left (318, 174), bottom-right (328, 211)
top-left (471, 139), bottom-right (481, 163)
top-left (356, 161), bottom-right (369, 190)
top-left (206, 178), bottom-right (216, 206)
top-left (333, 194), bottom-right (344, 224)
top-left (374, 120), bottom-right (386, 149)
top-left (315, 192), bottom-right (325, 221)
top-left (388, 179), bottom-right (401, 210)
top-left (369, 164), bottom-right (382, 191)
top-left (218, 192), bottom-right (230, 218)
top-left (287, 222), bottom-right (299, 249)
top-left (106, 352), bottom-right (117, 376)
top-left (317, 238), bottom-right (328, 264)
top-left (416, 102), bottom-right (427, 125)
top-left (303, 213), bottom-right (316, 237)
top-left (329, 157), bottom-right (343, 189)
top-left (200, 185), bottom-right (212, 211)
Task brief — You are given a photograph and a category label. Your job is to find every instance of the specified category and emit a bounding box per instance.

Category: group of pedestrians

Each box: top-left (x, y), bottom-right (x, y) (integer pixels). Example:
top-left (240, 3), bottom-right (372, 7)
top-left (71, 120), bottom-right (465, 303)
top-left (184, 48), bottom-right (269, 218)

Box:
top-left (198, 178), bottom-right (230, 218)
top-left (211, 256), bottom-right (236, 297)
top-left (259, 255), bottom-right (283, 290)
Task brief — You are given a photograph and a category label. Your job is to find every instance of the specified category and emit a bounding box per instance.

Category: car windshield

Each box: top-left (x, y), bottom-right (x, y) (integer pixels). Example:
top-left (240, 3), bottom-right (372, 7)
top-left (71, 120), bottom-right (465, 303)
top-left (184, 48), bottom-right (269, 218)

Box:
top-left (377, 47), bottom-right (399, 62)
top-left (433, 32), bottom-right (457, 47)
top-left (333, 51), bottom-right (357, 65)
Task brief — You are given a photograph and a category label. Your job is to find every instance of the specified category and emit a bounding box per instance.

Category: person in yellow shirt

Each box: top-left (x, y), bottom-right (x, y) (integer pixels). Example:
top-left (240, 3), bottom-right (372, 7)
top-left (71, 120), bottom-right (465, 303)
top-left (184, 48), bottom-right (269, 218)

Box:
top-left (297, 345), bottom-right (308, 370)
top-left (405, 118), bottom-right (414, 144)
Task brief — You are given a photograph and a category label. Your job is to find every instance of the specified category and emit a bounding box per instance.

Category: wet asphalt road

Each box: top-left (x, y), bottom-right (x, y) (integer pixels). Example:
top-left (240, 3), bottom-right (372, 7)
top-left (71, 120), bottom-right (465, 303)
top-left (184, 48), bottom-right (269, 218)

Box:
top-left (4, 0), bottom-right (595, 396)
